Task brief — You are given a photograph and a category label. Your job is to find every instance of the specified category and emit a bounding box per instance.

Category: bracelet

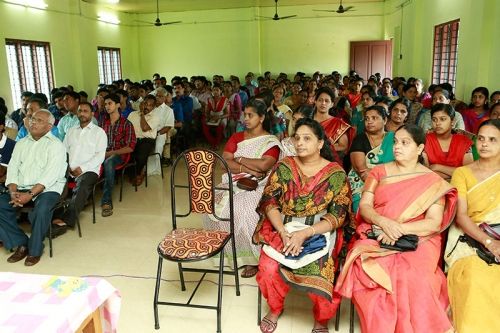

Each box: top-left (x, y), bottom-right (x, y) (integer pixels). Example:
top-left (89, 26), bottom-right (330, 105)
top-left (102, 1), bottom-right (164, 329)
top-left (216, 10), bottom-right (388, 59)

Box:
top-left (239, 164), bottom-right (243, 173)
top-left (238, 157), bottom-right (243, 164)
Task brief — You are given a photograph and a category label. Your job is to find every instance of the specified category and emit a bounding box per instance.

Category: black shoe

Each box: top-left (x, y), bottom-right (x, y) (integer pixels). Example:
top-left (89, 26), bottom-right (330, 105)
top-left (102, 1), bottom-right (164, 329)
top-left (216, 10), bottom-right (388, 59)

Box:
top-left (49, 224), bottom-right (68, 239)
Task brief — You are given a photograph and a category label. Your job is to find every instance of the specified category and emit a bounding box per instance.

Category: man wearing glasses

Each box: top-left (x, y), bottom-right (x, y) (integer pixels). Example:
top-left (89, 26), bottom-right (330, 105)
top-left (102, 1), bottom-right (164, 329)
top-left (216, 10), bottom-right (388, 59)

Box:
top-left (0, 109), bottom-right (67, 266)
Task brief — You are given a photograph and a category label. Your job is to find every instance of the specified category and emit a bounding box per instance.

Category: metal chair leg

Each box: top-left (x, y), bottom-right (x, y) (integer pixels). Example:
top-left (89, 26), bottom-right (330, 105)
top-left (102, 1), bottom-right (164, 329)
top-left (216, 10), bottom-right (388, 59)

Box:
top-left (92, 186), bottom-right (96, 224)
top-left (119, 169), bottom-right (124, 202)
top-left (349, 299), bottom-right (355, 333)
top-left (48, 222), bottom-right (53, 257)
top-left (231, 235), bottom-right (240, 296)
top-left (177, 262), bottom-right (186, 291)
top-left (216, 249), bottom-right (224, 333)
top-left (257, 288), bottom-right (262, 326)
top-left (76, 216), bottom-right (82, 238)
top-left (153, 256), bottom-right (163, 330)
top-left (134, 164), bottom-right (138, 192)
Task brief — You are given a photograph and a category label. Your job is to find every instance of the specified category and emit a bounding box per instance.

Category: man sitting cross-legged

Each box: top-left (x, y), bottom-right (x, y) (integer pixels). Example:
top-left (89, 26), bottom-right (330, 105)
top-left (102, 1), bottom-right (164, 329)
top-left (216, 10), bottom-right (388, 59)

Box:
top-left (51, 102), bottom-right (107, 236)
top-left (0, 109), bottom-right (67, 266)
top-left (98, 93), bottom-right (136, 217)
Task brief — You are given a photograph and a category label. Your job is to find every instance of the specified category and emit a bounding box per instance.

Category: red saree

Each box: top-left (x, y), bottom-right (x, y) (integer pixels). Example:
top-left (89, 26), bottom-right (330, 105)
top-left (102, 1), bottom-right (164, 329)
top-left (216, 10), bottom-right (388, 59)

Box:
top-left (320, 117), bottom-right (355, 166)
top-left (335, 165), bottom-right (457, 333)
top-left (424, 132), bottom-right (472, 167)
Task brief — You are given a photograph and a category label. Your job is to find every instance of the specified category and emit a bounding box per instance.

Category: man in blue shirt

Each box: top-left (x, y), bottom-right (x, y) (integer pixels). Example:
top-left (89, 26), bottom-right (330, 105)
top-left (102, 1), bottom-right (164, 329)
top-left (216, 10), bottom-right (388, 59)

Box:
top-left (173, 82), bottom-right (193, 150)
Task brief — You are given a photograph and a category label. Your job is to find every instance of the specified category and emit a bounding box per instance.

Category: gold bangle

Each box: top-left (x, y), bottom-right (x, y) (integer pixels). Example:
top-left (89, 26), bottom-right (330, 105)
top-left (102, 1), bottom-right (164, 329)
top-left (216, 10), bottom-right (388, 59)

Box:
top-left (238, 157), bottom-right (243, 164)
top-left (239, 164), bottom-right (243, 173)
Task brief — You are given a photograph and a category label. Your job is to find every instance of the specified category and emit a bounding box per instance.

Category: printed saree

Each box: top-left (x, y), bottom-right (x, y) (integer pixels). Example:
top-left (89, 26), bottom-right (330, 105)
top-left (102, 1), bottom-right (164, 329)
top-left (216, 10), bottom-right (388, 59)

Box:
top-left (348, 131), bottom-right (395, 213)
top-left (203, 134), bottom-right (282, 266)
top-left (335, 165), bottom-right (457, 333)
top-left (253, 156), bottom-right (351, 301)
top-left (445, 168), bottom-right (500, 333)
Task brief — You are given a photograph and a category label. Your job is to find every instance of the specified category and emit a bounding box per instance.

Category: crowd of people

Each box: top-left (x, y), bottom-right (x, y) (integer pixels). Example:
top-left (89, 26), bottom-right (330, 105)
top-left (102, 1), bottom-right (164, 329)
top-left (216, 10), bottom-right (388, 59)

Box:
top-left (0, 70), bottom-right (498, 333)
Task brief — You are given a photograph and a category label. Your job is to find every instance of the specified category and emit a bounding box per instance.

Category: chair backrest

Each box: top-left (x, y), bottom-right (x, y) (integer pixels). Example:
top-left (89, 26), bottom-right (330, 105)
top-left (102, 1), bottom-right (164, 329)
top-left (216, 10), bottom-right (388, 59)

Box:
top-left (170, 148), bottom-right (234, 229)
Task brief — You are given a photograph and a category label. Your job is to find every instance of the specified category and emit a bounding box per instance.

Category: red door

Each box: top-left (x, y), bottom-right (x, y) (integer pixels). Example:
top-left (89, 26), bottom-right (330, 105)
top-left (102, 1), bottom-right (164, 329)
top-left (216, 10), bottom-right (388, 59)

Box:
top-left (350, 40), bottom-right (392, 79)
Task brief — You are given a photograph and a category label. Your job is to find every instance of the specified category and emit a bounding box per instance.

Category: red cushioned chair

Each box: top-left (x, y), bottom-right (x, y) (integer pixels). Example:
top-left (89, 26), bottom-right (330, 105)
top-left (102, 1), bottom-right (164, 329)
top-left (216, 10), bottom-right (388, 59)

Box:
top-left (153, 148), bottom-right (240, 333)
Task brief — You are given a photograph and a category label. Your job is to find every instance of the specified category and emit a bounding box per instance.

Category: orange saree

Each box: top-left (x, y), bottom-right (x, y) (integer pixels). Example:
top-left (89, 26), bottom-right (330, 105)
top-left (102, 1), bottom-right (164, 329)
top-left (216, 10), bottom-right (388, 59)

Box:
top-left (335, 165), bottom-right (457, 333)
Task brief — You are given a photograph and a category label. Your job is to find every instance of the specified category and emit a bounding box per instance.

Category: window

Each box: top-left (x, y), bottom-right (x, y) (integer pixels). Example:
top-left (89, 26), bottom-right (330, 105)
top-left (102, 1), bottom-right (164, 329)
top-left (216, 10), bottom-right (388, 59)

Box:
top-left (97, 47), bottom-right (122, 84)
top-left (432, 19), bottom-right (459, 88)
top-left (5, 39), bottom-right (54, 110)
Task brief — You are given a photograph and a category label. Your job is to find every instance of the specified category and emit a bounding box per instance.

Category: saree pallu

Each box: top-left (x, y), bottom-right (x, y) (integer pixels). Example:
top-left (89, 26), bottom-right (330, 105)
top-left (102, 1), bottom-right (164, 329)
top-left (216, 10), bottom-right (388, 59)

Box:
top-left (445, 169), bottom-right (500, 333)
top-left (254, 157), bottom-right (351, 303)
top-left (335, 166), bottom-right (457, 333)
top-left (203, 134), bottom-right (282, 267)
top-left (348, 132), bottom-right (394, 213)
top-left (320, 117), bottom-right (355, 166)
top-left (424, 132), bottom-right (472, 167)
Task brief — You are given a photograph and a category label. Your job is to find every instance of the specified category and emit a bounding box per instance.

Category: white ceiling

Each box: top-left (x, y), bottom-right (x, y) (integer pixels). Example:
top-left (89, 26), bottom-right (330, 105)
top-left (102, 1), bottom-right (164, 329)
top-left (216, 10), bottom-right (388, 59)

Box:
top-left (82, 0), bottom-right (383, 14)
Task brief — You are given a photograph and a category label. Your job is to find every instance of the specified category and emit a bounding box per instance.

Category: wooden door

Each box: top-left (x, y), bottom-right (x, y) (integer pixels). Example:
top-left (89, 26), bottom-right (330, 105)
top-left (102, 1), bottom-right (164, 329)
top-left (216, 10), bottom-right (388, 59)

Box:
top-left (350, 40), bottom-right (392, 79)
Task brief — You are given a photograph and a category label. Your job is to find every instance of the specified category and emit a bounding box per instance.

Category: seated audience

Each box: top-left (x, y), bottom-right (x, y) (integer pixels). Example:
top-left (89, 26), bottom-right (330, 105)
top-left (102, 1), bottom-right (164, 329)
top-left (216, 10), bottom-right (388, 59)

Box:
top-left (203, 99), bottom-right (281, 278)
top-left (254, 118), bottom-right (351, 333)
top-left (385, 97), bottom-right (411, 132)
top-left (173, 81), bottom-right (194, 150)
top-left (336, 124), bottom-right (457, 333)
top-left (0, 112), bottom-right (16, 189)
top-left (17, 100), bottom-right (59, 141)
top-left (351, 88), bottom-right (376, 136)
top-left (283, 82), bottom-right (302, 112)
top-left (347, 77), bottom-right (363, 109)
top-left (444, 119), bottom-right (500, 333)
top-left (281, 105), bottom-right (314, 156)
top-left (423, 103), bottom-right (473, 180)
top-left (402, 83), bottom-right (424, 125)
top-left (462, 87), bottom-right (490, 134)
top-left (57, 91), bottom-right (81, 141)
top-left (271, 85), bottom-right (293, 137)
top-left (51, 102), bottom-right (107, 236)
top-left (224, 81), bottom-right (242, 138)
top-left (11, 91), bottom-right (33, 129)
top-left (313, 87), bottom-right (354, 166)
top-left (418, 88), bottom-right (466, 132)
top-left (48, 90), bottom-right (65, 122)
top-left (0, 109), bottom-right (67, 266)
top-left (348, 105), bottom-right (394, 213)
top-left (202, 83), bottom-right (229, 149)
top-left (490, 91), bottom-right (500, 106)
top-left (128, 95), bottom-right (159, 185)
top-left (151, 88), bottom-right (175, 166)
top-left (99, 94), bottom-right (136, 217)
top-left (490, 102), bottom-right (500, 119)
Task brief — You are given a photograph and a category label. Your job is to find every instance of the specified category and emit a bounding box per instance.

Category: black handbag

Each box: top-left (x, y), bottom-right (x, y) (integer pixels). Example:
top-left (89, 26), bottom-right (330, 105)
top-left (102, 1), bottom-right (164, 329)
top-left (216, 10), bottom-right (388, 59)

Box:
top-left (367, 230), bottom-right (419, 252)
top-left (459, 223), bottom-right (500, 265)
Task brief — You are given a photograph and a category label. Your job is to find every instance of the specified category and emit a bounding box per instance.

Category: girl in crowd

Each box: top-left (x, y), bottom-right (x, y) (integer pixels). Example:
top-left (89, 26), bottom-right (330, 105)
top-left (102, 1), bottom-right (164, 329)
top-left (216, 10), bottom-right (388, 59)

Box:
top-left (385, 97), bottom-right (411, 132)
top-left (223, 81), bottom-right (242, 138)
top-left (445, 119), bottom-right (500, 333)
top-left (281, 105), bottom-right (314, 157)
top-left (423, 103), bottom-right (473, 180)
top-left (417, 88), bottom-right (466, 132)
top-left (490, 102), bottom-right (500, 119)
top-left (402, 83), bottom-right (424, 125)
top-left (204, 99), bottom-right (282, 278)
top-left (348, 105), bottom-right (394, 213)
top-left (255, 118), bottom-right (351, 333)
top-left (271, 85), bottom-right (293, 138)
top-left (201, 84), bottom-right (229, 149)
top-left (462, 87), bottom-right (490, 134)
top-left (313, 87), bottom-right (354, 166)
top-left (380, 81), bottom-right (397, 101)
top-left (336, 124), bottom-right (457, 333)
top-left (351, 89), bottom-right (376, 136)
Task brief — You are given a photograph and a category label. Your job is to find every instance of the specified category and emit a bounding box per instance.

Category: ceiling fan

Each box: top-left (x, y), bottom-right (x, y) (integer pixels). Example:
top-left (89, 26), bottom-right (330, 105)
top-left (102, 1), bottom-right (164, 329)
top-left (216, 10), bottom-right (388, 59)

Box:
top-left (260, 0), bottom-right (297, 21)
top-left (313, 0), bottom-right (354, 14)
top-left (135, 0), bottom-right (181, 26)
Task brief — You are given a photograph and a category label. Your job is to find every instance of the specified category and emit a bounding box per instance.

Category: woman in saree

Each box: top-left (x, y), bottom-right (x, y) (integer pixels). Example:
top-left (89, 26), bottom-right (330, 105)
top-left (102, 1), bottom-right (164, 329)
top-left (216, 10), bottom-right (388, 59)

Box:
top-left (203, 98), bottom-right (282, 278)
top-left (385, 97), bottom-right (411, 132)
top-left (348, 105), bottom-right (394, 213)
top-left (462, 87), bottom-right (490, 134)
top-left (335, 124), bottom-right (458, 333)
top-left (445, 119), bottom-right (500, 333)
top-left (254, 118), bottom-right (351, 333)
top-left (423, 103), bottom-right (473, 180)
top-left (281, 104), bottom-right (314, 157)
top-left (313, 87), bottom-right (355, 166)
top-left (201, 83), bottom-right (229, 149)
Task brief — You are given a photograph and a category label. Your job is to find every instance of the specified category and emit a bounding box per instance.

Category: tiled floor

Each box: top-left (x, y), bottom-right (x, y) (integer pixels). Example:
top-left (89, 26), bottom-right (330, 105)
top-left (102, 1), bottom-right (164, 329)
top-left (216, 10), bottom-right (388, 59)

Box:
top-left (0, 163), bottom-right (359, 333)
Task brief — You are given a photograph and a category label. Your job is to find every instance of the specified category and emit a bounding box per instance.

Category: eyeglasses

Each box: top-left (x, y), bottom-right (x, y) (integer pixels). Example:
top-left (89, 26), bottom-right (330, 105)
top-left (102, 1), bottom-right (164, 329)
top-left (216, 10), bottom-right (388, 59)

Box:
top-left (29, 117), bottom-right (48, 125)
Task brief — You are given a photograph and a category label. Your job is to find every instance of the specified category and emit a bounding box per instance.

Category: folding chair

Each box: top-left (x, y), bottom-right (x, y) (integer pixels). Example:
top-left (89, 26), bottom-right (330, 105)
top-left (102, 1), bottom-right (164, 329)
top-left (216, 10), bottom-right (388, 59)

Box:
top-left (153, 148), bottom-right (240, 333)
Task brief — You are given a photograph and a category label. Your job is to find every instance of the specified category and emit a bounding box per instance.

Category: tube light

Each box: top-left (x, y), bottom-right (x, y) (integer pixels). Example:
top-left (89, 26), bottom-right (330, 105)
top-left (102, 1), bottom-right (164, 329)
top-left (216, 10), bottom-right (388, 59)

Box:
top-left (5, 0), bottom-right (48, 9)
top-left (98, 13), bottom-right (120, 25)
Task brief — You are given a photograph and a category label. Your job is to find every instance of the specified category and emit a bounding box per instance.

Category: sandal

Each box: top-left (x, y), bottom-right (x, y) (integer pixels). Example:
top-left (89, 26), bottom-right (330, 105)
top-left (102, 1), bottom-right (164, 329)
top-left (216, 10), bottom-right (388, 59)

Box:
top-left (240, 265), bottom-right (258, 278)
top-left (260, 317), bottom-right (278, 333)
top-left (311, 328), bottom-right (329, 333)
top-left (101, 204), bottom-right (113, 217)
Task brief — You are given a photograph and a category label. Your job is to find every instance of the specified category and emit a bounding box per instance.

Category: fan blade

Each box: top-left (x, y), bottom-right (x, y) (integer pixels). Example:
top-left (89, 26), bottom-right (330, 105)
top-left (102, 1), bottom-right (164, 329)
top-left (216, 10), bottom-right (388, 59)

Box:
top-left (312, 9), bottom-right (338, 13)
top-left (161, 21), bottom-right (182, 25)
top-left (134, 20), bottom-right (153, 24)
top-left (343, 6), bottom-right (354, 11)
top-left (279, 15), bottom-right (297, 20)
top-left (257, 15), bottom-right (273, 19)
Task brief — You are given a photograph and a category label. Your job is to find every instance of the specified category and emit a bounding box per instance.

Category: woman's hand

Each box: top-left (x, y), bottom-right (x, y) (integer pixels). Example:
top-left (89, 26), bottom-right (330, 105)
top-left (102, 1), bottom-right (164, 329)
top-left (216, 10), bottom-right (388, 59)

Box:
top-left (485, 239), bottom-right (500, 262)
top-left (282, 230), bottom-right (308, 256)
top-left (378, 217), bottom-right (404, 241)
top-left (377, 231), bottom-right (396, 246)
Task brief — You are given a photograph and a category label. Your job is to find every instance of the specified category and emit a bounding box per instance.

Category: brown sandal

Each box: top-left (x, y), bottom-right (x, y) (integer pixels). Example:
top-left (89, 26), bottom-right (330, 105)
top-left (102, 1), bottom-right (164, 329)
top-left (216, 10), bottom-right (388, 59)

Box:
top-left (260, 317), bottom-right (278, 333)
top-left (240, 265), bottom-right (258, 278)
top-left (101, 204), bottom-right (113, 217)
top-left (311, 328), bottom-right (329, 333)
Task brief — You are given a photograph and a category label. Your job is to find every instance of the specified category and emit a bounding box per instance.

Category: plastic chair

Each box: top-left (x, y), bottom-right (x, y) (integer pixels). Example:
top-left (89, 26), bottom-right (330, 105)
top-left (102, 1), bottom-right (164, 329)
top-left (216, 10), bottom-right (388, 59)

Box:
top-left (153, 148), bottom-right (240, 333)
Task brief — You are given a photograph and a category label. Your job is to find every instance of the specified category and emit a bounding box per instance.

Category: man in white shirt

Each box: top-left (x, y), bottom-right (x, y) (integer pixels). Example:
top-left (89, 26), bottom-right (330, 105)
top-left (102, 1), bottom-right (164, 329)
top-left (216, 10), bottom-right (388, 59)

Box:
top-left (152, 87), bottom-right (175, 164)
top-left (128, 95), bottom-right (160, 185)
top-left (1, 109), bottom-right (67, 266)
top-left (51, 102), bottom-right (107, 235)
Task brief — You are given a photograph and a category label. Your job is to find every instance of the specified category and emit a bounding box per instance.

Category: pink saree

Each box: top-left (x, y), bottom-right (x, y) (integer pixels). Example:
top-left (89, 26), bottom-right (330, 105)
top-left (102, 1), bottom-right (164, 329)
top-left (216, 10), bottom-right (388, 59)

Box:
top-left (335, 165), bottom-right (457, 333)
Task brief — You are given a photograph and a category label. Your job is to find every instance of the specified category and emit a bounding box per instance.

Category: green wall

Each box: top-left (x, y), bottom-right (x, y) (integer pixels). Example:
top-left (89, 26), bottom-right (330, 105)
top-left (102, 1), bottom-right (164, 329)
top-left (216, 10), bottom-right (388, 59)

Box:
top-left (384, 0), bottom-right (500, 100)
top-left (0, 0), bottom-right (498, 110)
